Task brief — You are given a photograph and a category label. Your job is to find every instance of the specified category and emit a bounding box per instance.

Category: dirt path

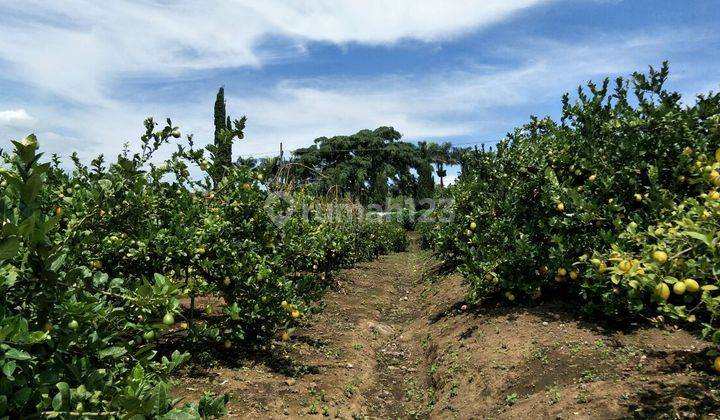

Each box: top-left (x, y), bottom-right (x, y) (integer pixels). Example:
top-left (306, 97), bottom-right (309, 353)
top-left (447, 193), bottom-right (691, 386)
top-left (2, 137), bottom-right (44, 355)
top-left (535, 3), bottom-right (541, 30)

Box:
top-left (176, 236), bottom-right (720, 419)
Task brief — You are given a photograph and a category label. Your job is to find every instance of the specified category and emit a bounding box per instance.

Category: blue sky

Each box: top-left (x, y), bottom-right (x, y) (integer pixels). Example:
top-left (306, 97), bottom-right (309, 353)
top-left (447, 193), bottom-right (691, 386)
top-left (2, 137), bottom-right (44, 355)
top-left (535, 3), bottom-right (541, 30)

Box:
top-left (1, 0), bottom-right (719, 182)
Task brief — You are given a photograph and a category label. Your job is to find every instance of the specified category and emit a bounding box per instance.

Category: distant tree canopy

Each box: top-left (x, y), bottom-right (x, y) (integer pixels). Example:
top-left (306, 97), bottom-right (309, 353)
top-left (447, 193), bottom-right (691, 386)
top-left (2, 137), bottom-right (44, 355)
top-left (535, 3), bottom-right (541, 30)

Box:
top-left (288, 127), bottom-right (437, 204)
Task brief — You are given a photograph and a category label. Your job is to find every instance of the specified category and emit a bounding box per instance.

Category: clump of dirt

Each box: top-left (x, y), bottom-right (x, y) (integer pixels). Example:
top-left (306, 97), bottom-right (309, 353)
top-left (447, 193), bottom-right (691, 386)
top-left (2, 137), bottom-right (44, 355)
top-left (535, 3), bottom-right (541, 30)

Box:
top-left (173, 236), bottom-right (720, 418)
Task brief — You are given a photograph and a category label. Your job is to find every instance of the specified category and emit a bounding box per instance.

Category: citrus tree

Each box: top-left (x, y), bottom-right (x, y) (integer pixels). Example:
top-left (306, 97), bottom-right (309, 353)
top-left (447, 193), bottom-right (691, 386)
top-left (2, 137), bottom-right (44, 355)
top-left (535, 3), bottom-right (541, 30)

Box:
top-left (422, 63), bottom-right (720, 367)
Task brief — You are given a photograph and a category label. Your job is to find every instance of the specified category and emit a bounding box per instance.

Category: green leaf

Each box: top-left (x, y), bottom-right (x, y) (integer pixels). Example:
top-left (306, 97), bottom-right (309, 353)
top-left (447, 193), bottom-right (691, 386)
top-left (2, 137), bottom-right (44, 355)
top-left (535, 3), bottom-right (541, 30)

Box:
top-left (55, 382), bottom-right (70, 411)
top-left (3, 348), bottom-right (32, 361)
top-left (98, 346), bottom-right (127, 359)
top-left (0, 236), bottom-right (19, 261)
top-left (49, 252), bottom-right (67, 272)
top-left (681, 231), bottom-right (713, 248)
top-left (1, 361), bottom-right (16, 379)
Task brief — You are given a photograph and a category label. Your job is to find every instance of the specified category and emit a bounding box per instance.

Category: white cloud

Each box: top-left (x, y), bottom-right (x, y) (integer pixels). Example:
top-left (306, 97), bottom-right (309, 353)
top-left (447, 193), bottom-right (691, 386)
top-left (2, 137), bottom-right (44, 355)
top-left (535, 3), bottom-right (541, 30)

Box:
top-left (0, 109), bottom-right (36, 127)
top-left (0, 0), bottom-right (547, 105)
top-left (230, 29), bottom-right (710, 156)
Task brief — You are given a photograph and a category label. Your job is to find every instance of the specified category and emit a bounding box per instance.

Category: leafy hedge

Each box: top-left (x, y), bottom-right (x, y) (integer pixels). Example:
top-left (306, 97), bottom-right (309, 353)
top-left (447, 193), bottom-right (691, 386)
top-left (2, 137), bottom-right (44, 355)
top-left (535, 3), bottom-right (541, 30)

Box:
top-left (0, 122), bottom-right (407, 418)
top-left (421, 63), bottom-right (720, 344)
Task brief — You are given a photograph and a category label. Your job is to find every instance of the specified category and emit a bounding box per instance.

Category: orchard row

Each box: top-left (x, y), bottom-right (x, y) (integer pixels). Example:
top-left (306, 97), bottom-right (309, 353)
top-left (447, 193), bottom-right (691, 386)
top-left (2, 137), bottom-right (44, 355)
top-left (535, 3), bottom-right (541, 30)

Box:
top-left (0, 123), bottom-right (407, 418)
top-left (420, 63), bottom-right (720, 370)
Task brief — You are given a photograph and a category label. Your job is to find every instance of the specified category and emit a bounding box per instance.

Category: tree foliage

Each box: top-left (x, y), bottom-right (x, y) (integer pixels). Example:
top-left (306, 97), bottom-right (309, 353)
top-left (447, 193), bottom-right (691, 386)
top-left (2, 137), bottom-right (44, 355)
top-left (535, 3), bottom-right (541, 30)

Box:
top-left (289, 127), bottom-right (437, 204)
top-left (420, 63), bottom-right (720, 343)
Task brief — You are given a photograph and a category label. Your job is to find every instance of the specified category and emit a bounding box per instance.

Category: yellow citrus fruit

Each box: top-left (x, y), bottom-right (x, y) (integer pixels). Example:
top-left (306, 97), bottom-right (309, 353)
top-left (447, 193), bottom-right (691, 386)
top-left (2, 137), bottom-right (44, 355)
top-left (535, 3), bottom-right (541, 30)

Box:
top-left (179, 322), bottom-right (189, 329)
top-left (714, 356), bottom-right (720, 373)
top-left (556, 202), bottom-right (565, 211)
top-left (223, 277), bottom-right (231, 286)
top-left (281, 300), bottom-right (288, 308)
top-left (465, 229), bottom-right (473, 237)
top-left (636, 267), bottom-right (645, 275)
top-left (634, 193), bottom-right (642, 202)
top-left (224, 340), bottom-right (232, 349)
top-left (55, 206), bottom-right (63, 217)
top-left (673, 281), bottom-right (686, 295)
top-left (470, 221), bottom-right (477, 230)
top-left (655, 283), bottom-right (670, 301)
top-left (505, 292), bottom-right (515, 301)
top-left (683, 278), bottom-right (700, 293)
top-left (588, 174), bottom-right (597, 182)
top-left (569, 271), bottom-right (579, 280)
top-left (598, 262), bottom-right (607, 273)
top-left (291, 310), bottom-right (300, 319)
top-left (652, 250), bottom-right (668, 264)
top-left (557, 267), bottom-right (567, 277)
top-left (618, 260), bottom-right (632, 273)
top-left (281, 331), bottom-right (291, 341)
top-left (709, 191), bottom-right (720, 200)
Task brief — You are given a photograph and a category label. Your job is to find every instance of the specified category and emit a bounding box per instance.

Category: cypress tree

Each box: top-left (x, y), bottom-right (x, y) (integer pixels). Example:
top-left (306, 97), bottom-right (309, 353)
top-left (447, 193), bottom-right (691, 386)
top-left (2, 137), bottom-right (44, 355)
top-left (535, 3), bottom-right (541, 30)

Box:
top-left (214, 87), bottom-right (227, 147)
top-left (215, 87), bottom-right (232, 165)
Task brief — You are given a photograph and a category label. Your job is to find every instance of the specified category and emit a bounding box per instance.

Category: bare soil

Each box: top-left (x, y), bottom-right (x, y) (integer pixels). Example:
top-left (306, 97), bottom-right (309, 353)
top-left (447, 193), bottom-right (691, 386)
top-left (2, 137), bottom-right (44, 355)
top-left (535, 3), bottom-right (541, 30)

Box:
top-left (174, 236), bottom-right (720, 419)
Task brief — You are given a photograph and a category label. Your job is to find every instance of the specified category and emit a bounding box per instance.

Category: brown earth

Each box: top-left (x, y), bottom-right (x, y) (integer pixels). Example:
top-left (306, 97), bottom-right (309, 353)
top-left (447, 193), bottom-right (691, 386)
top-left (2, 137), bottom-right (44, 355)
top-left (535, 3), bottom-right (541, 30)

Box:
top-left (174, 236), bottom-right (720, 419)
